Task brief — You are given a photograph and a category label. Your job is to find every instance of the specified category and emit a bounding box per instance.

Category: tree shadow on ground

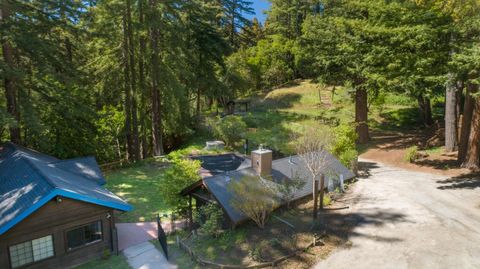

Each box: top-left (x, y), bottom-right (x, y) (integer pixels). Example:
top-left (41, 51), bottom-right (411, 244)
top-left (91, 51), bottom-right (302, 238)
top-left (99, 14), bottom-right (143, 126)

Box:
top-left (315, 210), bottom-right (407, 244)
top-left (259, 92), bottom-right (302, 110)
top-left (357, 161), bottom-right (380, 179)
top-left (436, 172), bottom-right (480, 190)
top-left (367, 132), bottom-right (421, 151)
top-left (415, 158), bottom-right (459, 171)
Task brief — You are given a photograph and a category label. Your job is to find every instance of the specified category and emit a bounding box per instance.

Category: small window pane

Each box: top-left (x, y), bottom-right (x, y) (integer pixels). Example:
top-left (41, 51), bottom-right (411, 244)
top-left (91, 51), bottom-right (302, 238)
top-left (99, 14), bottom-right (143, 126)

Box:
top-left (85, 222), bottom-right (102, 244)
top-left (32, 235), bottom-right (54, 261)
top-left (67, 221), bottom-right (102, 251)
top-left (67, 227), bottom-right (84, 250)
top-left (9, 240), bottom-right (33, 268)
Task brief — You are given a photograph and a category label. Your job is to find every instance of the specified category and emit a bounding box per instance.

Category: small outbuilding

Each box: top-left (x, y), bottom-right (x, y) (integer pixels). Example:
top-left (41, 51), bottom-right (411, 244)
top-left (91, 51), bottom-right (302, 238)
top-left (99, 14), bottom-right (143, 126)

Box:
top-left (0, 142), bottom-right (132, 269)
top-left (182, 148), bottom-right (355, 228)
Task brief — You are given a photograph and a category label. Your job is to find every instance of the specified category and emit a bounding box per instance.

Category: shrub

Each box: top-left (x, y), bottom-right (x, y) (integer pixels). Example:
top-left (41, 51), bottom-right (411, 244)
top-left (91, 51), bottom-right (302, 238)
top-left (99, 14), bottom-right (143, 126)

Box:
top-left (228, 175), bottom-right (278, 229)
top-left (404, 146), bottom-right (419, 163)
top-left (210, 115), bottom-right (247, 147)
top-left (277, 174), bottom-right (306, 209)
top-left (331, 124), bottom-right (358, 168)
top-left (101, 247), bottom-right (111, 260)
top-left (323, 193), bottom-right (332, 206)
top-left (193, 203), bottom-right (224, 238)
top-left (248, 240), bottom-right (269, 262)
top-left (159, 158), bottom-right (201, 211)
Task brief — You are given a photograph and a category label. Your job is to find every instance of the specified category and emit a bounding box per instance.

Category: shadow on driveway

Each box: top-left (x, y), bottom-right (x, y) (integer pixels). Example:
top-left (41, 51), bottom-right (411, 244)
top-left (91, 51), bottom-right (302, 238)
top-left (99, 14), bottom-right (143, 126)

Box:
top-left (436, 172), bottom-right (480, 190)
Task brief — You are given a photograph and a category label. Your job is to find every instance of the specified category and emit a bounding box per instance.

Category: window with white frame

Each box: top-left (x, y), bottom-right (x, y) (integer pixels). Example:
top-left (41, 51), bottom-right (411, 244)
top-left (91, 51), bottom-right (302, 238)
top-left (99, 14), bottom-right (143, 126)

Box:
top-left (9, 235), bottom-right (54, 268)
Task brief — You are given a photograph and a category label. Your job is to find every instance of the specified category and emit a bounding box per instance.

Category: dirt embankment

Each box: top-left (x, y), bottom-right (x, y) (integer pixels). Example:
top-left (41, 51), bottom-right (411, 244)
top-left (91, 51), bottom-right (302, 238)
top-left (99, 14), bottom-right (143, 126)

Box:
top-left (360, 131), bottom-right (472, 177)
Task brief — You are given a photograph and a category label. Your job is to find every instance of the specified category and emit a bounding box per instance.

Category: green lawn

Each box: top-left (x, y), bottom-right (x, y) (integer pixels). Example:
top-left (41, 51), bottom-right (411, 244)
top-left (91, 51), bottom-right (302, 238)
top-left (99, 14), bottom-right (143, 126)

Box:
top-left (105, 159), bottom-right (171, 222)
top-left (73, 254), bottom-right (130, 269)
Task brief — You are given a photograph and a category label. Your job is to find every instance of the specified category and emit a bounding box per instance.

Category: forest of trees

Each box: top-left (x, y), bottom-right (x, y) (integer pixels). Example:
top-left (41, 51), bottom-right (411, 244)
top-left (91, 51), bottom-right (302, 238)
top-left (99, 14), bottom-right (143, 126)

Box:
top-left (1, 0), bottom-right (480, 169)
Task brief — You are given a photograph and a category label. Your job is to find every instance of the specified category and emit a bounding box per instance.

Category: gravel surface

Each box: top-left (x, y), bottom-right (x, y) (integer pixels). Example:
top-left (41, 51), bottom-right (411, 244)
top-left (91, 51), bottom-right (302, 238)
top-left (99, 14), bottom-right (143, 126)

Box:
top-left (314, 158), bottom-right (480, 269)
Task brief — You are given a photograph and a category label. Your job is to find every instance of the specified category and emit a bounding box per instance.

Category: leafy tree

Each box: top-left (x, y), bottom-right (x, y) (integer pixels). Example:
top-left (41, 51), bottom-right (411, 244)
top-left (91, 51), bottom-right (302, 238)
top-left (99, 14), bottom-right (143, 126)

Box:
top-left (193, 202), bottom-right (224, 237)
top-left (228, 175), bottom-right (278, 229)
top-left (159, 158), bottom-right (201, 211)
top-left (331, 124), bottom-right (358, 169)
top-left (210, 115), bottom-right (247, 147)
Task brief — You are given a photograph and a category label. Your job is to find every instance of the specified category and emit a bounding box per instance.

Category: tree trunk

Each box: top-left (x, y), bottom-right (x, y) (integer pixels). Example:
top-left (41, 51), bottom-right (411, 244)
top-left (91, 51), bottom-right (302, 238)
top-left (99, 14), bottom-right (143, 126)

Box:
top-left (445, 76), bottom-right (457, 152)
top-left (149, 0), bottom-right (164, 156)
top-left (458, 80), bottom-right (477, 163)
top-left (355, 88), bottom-right (369, 144)
top-left (1, 2), bottom-right (21, 143)
top-left (229, 1), bottom-right (236, 47)
top-left (417, 94), bottom-right (433, 126)
top-left (313, 178), bottom-right (318, 219)
top-left (122, 13), bottom-right (134, 161)
top-left (462, 96), bottom-right (480, 170)
top-left (138, 0), bottom-right (148, 159)
top-left (319, 174), bottom-right (325, 210)
top-left (126, 0), bottom-right (141, 161)
top-left (196, 88), bottom-right (201, 117)
top-left (456, 81), bottom-right (464, 138)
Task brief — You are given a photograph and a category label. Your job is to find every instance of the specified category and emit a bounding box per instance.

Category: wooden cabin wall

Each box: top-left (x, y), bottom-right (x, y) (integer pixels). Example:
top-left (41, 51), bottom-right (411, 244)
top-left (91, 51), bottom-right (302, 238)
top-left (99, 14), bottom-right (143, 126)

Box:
top-left (0, 197), bottom-right (115, 269)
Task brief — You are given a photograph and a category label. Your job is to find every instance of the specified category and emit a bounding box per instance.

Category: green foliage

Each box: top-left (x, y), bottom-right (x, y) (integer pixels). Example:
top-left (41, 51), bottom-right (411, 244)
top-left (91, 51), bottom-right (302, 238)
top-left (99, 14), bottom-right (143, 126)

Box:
top-left (95, 106), bottom-right (125, 162)
top-left (209, 115), bottom-right (247, 147)
top-left (323, 194), bottom-right (332, 207)
top-left (248, 240), bottom-right (268, 262)
top-left (331, 125), bottom-right (359, 168)
top-left (193, 203), bottom-right (224, 238)
top-left (228, 175), bottom-right (278, 229)
top-left (101, 247), bottom-right (111, 260)
top-left (159, 158), bottom-right (201, 211)
top-left (277, 174), bottom-right (306, 208)
top-left (404, 146), bottom-right (419, 163)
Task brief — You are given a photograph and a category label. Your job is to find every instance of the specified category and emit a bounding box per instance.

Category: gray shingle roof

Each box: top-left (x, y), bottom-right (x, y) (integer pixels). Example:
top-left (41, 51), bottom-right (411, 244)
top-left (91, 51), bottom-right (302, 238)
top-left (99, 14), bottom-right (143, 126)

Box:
top-left (0, 142), bottom-right (132, 235)
top-left (202, 151), bottom-right (355, 225)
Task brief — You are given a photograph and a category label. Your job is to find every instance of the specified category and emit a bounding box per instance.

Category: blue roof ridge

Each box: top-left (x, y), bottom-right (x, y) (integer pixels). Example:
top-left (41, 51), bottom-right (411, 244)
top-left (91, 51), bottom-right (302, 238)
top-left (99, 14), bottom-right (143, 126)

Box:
top-left (22, 158), bottom-right (58, 190)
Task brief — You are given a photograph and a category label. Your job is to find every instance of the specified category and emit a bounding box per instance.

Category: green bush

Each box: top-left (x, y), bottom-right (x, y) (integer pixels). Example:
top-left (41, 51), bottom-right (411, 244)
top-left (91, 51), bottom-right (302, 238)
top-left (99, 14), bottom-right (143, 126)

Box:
top-left (404, 146), bottom-right (419, 163)
top-left (193, 203), bottom-right (224, 238)
top-left (331, 124), bottom-right (358, 168)
top-left (323, 194), bottom-right (332, 206)
top-left (210, 115), bottom-right (247, 147)
top-left (158, 158), bottom-right (201, 211)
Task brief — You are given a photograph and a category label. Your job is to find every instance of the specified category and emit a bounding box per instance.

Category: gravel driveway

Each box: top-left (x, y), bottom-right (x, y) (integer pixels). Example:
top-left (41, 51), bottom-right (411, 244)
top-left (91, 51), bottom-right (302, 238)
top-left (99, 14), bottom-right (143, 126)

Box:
top-left (314, 158), bottom-right (480, 269)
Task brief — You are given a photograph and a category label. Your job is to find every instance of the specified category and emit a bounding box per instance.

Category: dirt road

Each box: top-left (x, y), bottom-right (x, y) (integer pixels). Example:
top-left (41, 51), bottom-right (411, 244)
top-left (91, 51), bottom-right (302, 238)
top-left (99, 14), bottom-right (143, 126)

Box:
top-left (314, 158), bottom-right (480, 269)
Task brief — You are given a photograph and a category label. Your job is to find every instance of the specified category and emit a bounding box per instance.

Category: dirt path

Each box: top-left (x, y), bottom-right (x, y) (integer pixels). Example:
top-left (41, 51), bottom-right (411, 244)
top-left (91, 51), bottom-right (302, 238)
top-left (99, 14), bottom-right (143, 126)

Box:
top-left (314, 158), bottom-right (480, 269)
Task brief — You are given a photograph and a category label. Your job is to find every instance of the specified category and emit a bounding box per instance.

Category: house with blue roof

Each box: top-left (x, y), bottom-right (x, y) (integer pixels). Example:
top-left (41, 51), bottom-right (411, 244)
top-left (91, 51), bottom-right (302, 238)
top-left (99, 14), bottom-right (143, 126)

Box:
top-left (0, 142), bottom-right (132, 269)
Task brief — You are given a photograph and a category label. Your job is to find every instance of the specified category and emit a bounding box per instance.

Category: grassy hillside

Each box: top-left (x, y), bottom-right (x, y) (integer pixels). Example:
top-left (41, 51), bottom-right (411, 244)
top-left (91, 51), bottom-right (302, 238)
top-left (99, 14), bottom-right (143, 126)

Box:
top-left (240, 79), bottom-right (420, 155)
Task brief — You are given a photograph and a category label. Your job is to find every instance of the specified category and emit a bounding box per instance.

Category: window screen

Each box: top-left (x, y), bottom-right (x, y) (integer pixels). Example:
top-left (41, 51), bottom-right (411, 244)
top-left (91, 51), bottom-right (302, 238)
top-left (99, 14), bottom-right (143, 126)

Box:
top-left (9, 235), bottom-right (54, 268)
top-left (66, 221), bottom-right (102, 251)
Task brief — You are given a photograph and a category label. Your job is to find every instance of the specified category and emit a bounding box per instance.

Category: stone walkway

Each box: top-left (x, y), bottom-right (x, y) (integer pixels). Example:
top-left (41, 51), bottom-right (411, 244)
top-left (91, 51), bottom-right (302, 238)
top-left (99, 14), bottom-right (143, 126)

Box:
top-left (123, 241), bottom-right (176, 269)
top-left (116, 221), bottom-right (187, 251)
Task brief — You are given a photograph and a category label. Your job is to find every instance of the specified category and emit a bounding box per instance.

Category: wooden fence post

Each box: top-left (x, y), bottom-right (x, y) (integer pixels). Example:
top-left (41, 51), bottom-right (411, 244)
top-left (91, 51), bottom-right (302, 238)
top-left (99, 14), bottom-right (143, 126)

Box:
top-left (313, 179), bottom-right (318, 219)
top-left (171, 213), bottom-right (176, 234)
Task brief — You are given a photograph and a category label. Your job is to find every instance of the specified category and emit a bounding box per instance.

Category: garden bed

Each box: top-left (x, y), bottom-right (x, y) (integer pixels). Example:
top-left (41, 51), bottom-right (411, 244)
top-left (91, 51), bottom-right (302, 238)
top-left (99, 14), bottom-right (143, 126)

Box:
top-left (175, 192), bottom-right (352, 268)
